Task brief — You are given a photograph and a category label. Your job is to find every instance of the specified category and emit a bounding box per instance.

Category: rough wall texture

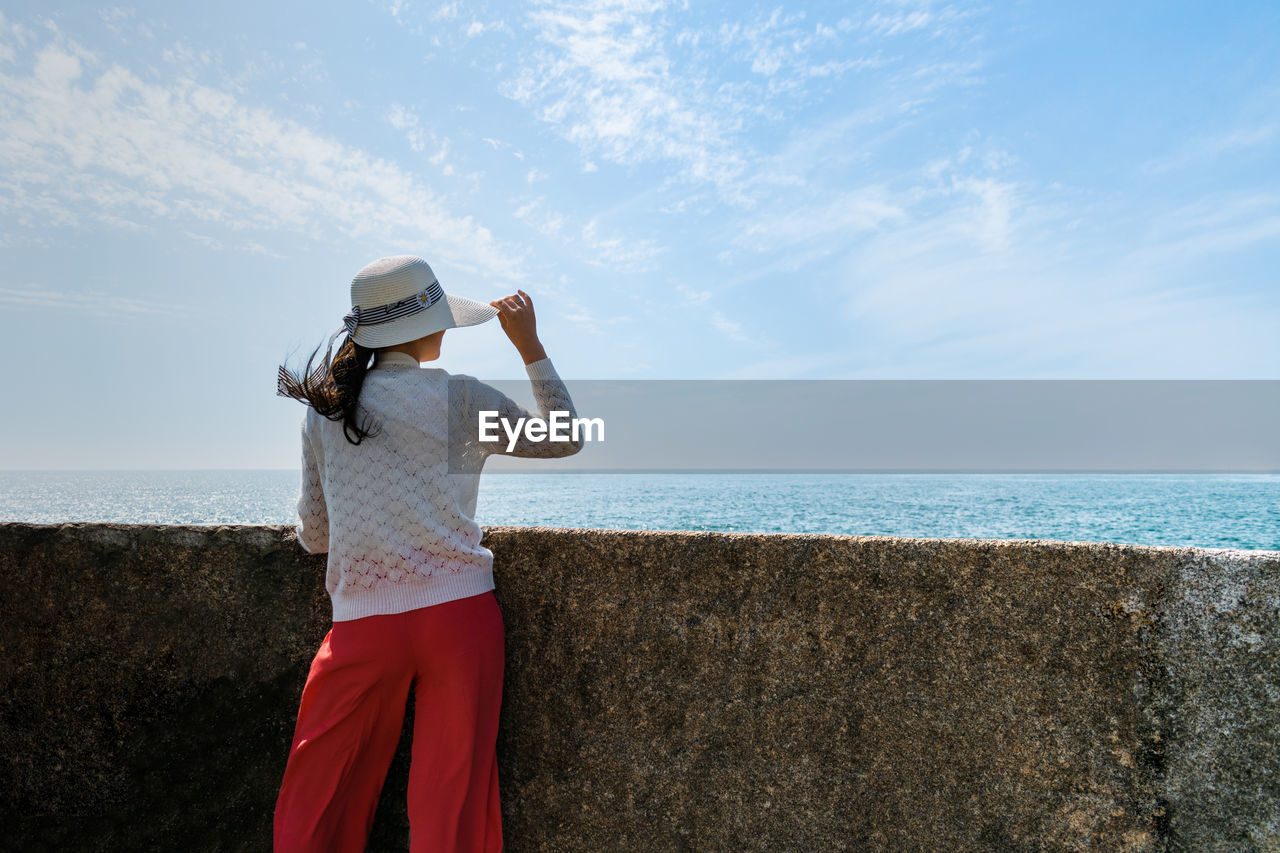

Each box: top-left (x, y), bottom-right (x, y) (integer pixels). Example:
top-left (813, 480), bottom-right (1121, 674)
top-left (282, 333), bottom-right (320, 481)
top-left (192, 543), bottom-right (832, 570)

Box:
top-left (0, 522), bottom-right (1276, 852)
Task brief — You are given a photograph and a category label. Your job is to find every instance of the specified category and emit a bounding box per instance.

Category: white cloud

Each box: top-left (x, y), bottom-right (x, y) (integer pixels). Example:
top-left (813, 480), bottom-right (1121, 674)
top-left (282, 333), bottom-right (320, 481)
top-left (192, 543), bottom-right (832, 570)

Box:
top-left (514, 197), bottom-right (567, 236)
top-left (561, 308), bottom-right (630, 336)
top-left (714, 7), bottom-right (883, 92)
top-left (676, 284), bottom-right (711, 305)
top-left (839, 4), bottom-right (974, 39)
top-left (464, 20), bottom-right (506, 38)
top-left (502, 0), bottom-right (986, 208)
top-left (1142, 123), bottom-right (1279, 174)
top-left (710, 309), bottom-right (751, 343)
top-left (0, 283), bottom-right (188, 318)
top-left (98, 6), bottom-right (155, 41)
top-left (504, 0), bottom-right (751, 200)
top-left (674, 284), bottom-right (761, 347)
top-left (244, 241), bottom-right (285, 258)
top-left (864, 10), bottom-right (936, 37)
top-left (739, 188), bottom-right (907, 252)
top-left (579, 217), bottom-right (662, 268)
top-left (0, 31), bottom-right (521, 280)
top-left (1122, 191), bottom-right (1280, 267)
top-left (387, 103), bottom-right (452, 173)
top-left (387, 0), bottom-right (411, 26)
top-left (431, 2), bottom-right (459, 21)
top-left (182, 229), bottom-right (222, 249)
top-left (514, 197), bottom-right (661, 270)
top-left (949, 175), bottom-right (1016, 252)
top-left (388, 102), bottom-right (429, 151)
top-left (829, 176), bottom-right (1280, 377)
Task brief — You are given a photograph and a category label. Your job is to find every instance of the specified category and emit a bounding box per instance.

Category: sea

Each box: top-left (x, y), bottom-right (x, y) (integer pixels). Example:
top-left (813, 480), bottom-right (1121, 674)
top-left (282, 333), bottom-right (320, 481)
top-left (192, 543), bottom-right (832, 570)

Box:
top-left (1, 470), bottom-right (1276, 551)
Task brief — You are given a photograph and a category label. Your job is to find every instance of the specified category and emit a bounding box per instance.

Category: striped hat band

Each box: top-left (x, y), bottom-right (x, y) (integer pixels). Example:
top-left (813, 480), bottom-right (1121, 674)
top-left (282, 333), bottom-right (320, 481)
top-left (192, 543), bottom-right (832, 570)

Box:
top-left (344, 281), bottom-right (444, 336)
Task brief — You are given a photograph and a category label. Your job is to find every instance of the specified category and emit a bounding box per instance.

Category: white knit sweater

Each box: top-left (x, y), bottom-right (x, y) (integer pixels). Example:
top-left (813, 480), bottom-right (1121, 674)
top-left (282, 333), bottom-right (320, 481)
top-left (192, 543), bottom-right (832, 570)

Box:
top-left (295, 351), bottom-right (582, 621)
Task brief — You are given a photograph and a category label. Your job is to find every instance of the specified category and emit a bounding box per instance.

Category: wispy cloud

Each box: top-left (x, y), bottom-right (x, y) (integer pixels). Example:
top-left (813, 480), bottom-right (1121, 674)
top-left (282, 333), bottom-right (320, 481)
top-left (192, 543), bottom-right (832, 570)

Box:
top-left (840, 4), bottom-right (975, 39)
top-left (501, 0), bottom-right (985, 205)
top-left (514, 197), bottom-right (568, 238)
top-left (711, 7), bottom-right (882, 96)
top-left (737, 188), bottom-right (907, 252)
top-left (503, 0), bottom-right (752, 199)
top-left (560, 306), bottom-right (631, 336)
top-left (674, 282), bottom-right (764, 349)
top-left (1141, 122), bottom-right (1279, 174)
top-left (675, 284), bottom-right (711, 306)
top-left (464, 19), bottom-right (507, 38)
top-left (387, 102), bottom-right (454, 174)
top-left (386, 0), bottom-right (415, 31)
top-left (710, 309), bottom-right (751, 343)
top-left (431, 2), bottom-right (459, 21)
top-left (0, 26), bottom-right (521, 280)
top-left (0, 284), bottom-right (187, 318)
top-left (829, 174), bottom-right (1280, 378)
top-left (1122, 190), bottom-right (1280, 267)
top-left (579, 217), bottom-right (662, 268)
top-left (515, 196), bottom-right (662, 269)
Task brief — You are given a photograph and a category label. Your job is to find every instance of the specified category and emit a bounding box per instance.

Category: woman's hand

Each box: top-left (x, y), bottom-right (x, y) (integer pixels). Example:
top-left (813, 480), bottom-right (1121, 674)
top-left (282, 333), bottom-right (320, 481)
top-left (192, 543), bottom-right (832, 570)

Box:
top-left (489, 289), bottom-right (548, 365)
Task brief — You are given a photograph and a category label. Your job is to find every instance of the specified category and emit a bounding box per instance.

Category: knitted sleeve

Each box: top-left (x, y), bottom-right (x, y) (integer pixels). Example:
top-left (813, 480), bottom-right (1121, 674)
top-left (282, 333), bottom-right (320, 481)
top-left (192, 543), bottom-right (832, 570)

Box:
top-left (462, 358), bottom-right (585, 459)
top-left (295, 413), bottom-right (331, 554)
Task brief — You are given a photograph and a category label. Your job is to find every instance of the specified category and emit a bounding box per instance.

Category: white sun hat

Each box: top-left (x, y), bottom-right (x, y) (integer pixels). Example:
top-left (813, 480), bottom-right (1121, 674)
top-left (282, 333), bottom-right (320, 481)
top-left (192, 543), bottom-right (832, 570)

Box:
top-left (342, 255), bottom-right (498, 348)
top-left (276, 255), bottom-right (498, 398)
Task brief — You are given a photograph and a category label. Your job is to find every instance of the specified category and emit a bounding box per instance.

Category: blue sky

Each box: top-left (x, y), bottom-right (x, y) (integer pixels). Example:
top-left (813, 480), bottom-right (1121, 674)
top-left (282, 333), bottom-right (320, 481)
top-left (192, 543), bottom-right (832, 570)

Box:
top-left (1, 1), bottom-right (1277, 468)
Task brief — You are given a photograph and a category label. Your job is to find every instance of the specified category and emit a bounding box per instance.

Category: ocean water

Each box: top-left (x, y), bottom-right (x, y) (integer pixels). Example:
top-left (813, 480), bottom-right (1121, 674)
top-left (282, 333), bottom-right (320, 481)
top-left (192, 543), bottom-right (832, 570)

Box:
top-left (1, 470), bottom-right (1276, 551)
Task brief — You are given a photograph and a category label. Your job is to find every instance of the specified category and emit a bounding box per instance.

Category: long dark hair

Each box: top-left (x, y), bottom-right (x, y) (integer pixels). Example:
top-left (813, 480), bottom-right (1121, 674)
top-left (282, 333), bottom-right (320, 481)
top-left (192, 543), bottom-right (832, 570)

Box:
top-left (278, 332), bottom-right (383, 445)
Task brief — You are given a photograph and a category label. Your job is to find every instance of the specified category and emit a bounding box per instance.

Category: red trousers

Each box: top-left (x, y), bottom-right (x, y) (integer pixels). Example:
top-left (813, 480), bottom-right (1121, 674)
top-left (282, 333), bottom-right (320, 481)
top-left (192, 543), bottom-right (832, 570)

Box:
top-left (274, 591), bottom-right (505, 852)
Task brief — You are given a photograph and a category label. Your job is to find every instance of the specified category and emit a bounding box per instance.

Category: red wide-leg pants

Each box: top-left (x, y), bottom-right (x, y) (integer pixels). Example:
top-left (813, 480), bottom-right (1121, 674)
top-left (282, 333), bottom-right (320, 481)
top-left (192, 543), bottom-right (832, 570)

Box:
top-left (274, 590), bottom-right (505, 852)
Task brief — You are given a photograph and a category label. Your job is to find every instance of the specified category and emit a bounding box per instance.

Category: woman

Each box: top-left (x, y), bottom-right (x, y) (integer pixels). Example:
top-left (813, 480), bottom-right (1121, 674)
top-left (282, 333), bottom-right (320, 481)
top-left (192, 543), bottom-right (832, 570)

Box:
top-left (273, 255), bottom-right (582, 852)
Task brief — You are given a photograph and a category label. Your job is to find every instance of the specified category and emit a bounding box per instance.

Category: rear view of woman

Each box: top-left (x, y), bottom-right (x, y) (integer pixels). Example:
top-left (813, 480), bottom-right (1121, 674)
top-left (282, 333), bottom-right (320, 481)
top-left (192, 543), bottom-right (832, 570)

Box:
top-left (273, 255), bottom-right (582, 852)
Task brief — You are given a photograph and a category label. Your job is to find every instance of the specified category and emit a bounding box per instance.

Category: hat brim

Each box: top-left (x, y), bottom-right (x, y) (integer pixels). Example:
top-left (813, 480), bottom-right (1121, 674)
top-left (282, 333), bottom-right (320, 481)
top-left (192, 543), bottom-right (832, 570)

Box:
top-left (350, 293), bottom-right (499, 348)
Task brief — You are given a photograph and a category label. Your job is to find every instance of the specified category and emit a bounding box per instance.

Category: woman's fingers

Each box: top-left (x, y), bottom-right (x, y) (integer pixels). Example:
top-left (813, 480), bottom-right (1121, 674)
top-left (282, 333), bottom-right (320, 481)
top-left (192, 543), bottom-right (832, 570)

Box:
top-left (490, 292), bottom-right (535, 327)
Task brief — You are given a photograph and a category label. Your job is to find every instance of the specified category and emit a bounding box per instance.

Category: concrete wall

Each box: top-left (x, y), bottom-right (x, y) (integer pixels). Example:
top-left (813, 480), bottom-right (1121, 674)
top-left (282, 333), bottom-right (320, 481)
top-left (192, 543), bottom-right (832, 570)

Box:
top-left (1, 522), bottom-right (1277, 851)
